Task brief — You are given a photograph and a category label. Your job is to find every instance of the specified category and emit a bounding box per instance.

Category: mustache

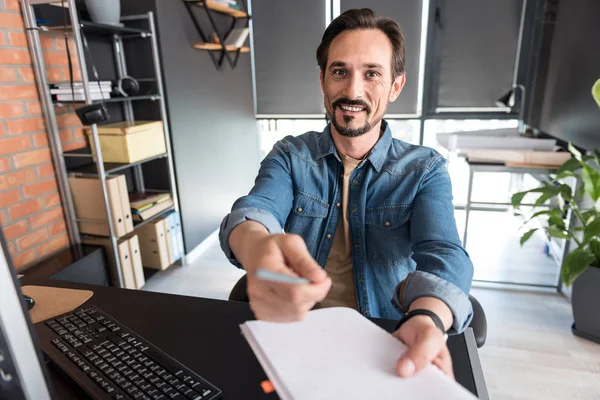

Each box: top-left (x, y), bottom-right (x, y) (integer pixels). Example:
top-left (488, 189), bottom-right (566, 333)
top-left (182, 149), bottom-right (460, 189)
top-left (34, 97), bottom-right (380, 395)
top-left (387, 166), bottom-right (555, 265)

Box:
top-left (331, 98), bottom-right (371, 114)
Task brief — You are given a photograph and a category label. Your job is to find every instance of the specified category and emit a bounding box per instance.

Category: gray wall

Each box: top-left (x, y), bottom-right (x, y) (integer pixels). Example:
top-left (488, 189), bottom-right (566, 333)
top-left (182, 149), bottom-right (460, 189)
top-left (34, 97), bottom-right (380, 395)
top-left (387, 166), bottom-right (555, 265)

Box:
top-left (123, 0), bottom-right (260, 253)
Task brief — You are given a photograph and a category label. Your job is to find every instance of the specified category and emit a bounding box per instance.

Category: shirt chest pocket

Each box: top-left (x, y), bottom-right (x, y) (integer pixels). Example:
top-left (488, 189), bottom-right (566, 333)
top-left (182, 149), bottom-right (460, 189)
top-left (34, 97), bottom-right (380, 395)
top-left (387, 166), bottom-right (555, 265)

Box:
top-left (365, 205), bottom-right (412, 230)
top-left (285, 191), bottom-right (329, 252)
top-left (365, 205), bottom-right (413, 267)
top-left (292, 191), bottom-right (329, 218)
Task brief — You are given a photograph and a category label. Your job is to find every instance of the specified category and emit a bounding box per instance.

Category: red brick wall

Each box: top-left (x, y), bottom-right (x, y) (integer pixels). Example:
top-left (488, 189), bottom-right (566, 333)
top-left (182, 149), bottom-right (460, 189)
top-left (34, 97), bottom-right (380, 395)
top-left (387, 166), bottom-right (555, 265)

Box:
top-left (0, 1), bottom-right (87, 270)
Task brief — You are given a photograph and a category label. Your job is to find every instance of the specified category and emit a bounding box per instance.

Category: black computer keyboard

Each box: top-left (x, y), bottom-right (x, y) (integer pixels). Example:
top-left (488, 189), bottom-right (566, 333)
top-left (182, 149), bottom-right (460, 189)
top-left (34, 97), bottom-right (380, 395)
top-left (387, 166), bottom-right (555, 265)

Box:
top-left (39, 306), bottom-right (222, 400)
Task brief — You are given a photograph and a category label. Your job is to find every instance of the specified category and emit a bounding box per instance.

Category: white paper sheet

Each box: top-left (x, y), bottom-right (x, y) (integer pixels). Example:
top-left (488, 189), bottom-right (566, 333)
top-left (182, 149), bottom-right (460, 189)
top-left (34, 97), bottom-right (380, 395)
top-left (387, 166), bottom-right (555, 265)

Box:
top-left (241, 307), bottom-right (477, 400)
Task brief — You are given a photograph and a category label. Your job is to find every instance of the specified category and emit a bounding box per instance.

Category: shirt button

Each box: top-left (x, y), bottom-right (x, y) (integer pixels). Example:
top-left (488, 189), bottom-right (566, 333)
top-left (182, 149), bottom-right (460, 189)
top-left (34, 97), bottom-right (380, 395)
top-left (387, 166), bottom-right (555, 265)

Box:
top-left (363, 311), bottom-right (369, 316)
top-left (326, 234), bottom-right (332, 239)
top-left (385, 221), bottom-right (391, 227)
top-left (336, 202), bottom-right (341, 207)
top-left (297, 207), bottom-right (303, 213)
top-left (354, 244), bottom-right (359, 248)
top-left (351, 209), bottom-right (357, 213)
top-left (352, 179), bottom-right (358, 185)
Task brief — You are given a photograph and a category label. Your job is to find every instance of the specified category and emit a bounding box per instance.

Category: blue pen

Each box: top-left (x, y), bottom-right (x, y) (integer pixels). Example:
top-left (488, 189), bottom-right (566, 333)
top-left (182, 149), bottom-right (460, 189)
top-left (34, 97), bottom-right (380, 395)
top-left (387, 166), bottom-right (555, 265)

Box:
top-left (255, 268), bottom-right (310, 284)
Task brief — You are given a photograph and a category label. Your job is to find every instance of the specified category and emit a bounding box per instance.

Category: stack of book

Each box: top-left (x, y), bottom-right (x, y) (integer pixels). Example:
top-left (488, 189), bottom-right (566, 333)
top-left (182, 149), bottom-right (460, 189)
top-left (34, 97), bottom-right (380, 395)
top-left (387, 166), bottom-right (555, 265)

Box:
top-left (129, 192), bottom-right (173, 223)
top-left (212, 0), bottom-right (240, 10)
top-left (224, 27), bottom-right (249, 47)
top-left (50, 81), bottom-right (112, 102)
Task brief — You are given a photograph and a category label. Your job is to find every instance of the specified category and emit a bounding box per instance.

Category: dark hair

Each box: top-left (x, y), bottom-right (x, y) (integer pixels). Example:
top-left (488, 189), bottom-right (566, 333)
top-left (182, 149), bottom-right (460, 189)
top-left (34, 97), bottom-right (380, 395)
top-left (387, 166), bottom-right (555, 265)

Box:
top-left (316, 8), bottom-right (406, 79)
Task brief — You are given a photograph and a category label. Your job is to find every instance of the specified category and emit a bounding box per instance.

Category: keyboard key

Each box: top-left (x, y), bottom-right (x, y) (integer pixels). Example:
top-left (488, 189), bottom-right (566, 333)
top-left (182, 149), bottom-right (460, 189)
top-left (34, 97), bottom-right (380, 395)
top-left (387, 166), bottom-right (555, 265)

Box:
top-left (149, 390), bottom-right (165, 400)
top-left (113, 394), bottom-right (125, 400)
top-left (149, 364), bottom-right (161, 372)
top-left (201, 389), bottom-right (212, 397)
top-left (119, 381), bottom-right (132, 391)
top-left (176, 384), bottom-right (191, 394)
top-left (142, 370), bottom-right (154, 379)
top-left (104, 384), bottom-right (116, 394)
top-left (185, 391), bottom-right (202, 400)
top-left (79, 363), bottom-right (90, 372)
top-left (139, 382), bottom-right (153, 393)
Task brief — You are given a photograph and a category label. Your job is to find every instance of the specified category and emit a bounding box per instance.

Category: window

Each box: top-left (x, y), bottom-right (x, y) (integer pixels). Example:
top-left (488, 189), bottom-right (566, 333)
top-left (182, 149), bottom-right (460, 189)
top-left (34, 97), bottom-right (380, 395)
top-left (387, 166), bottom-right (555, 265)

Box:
top-left (423, 119), bottom-right (519, 205)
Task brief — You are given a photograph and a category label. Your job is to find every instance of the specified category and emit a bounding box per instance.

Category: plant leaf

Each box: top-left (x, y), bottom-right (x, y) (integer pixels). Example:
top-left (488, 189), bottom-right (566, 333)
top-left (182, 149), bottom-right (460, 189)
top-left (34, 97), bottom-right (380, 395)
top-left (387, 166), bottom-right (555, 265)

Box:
top-left (520, 228), bottom-right (538, 246)
top-left (569, 142), bottom-right (582, 161)
top-left (547, 226), bottom-right (569, 240)
top-left (511, 187), bottom-right (560, 207)
top-left (548, 215), bottom-right (566, 229)
top-left (559, 184), bottom-right (573, 201)
top-left (589, 240), bottom-right (600, 259)
top-left (554, 170), bottom-right (578, 182)
top-left (561, 248), bottom-right (595, 287)
top-left (534, 192), bottom-right (554, 207)
top-left (581, 164), bottom-right (600, 201)
top-left (581, 210), bottom-right (597, 225)
top-left (583, 218), bottom-right (600, 244)
top-left (555, 157), bottom-right (582, 177)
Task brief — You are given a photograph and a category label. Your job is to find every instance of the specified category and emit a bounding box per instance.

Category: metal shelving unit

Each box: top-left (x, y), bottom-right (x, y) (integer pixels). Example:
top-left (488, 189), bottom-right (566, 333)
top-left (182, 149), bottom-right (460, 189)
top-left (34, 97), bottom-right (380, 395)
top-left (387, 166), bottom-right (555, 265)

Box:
top-left (22, 0), bottom-right (181, 288)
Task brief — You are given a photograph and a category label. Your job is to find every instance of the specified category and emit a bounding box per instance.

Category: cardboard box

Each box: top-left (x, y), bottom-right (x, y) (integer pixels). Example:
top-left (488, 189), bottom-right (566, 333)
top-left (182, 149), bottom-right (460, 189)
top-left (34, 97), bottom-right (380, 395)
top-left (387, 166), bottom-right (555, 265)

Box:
top-left (69, 175), bottom-right (133, 238)
top-left (86, 120), bottom-right (166, 164)
top-left (137, 219), bottom-right (170, 270)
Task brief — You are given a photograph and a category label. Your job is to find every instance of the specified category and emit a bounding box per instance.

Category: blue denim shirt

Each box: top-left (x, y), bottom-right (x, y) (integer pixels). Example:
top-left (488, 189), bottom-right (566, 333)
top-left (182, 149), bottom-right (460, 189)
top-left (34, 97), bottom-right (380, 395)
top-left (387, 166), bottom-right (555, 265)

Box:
top-left (220, 120), bottom-right (474, 333)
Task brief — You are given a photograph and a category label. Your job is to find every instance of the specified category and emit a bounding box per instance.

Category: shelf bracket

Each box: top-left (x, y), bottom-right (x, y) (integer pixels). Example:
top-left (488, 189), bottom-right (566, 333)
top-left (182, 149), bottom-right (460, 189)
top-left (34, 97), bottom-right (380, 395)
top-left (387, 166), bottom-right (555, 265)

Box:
top-left (183, 0), bottom-right (249, 70)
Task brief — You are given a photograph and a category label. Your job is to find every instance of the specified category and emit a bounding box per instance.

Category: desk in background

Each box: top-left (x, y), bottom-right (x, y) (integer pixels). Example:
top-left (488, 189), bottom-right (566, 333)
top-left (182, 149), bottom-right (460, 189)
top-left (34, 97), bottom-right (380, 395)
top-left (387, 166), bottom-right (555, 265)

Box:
top-left (22, 279), bottom-right (490, 399)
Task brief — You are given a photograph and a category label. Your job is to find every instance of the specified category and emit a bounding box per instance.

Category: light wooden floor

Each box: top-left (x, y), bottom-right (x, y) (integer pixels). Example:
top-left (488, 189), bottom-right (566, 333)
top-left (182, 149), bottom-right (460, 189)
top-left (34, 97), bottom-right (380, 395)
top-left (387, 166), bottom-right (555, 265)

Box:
top-left (472, 285), bottom-right (600, 400)
top-left (144, 237), bottom-right (600, 400)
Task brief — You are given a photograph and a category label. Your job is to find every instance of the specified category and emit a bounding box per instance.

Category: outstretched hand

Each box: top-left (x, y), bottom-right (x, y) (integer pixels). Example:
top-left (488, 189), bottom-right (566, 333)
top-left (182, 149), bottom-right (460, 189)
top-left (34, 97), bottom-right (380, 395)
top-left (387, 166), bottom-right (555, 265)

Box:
top-left (393, 315), bottom-right (454, 379)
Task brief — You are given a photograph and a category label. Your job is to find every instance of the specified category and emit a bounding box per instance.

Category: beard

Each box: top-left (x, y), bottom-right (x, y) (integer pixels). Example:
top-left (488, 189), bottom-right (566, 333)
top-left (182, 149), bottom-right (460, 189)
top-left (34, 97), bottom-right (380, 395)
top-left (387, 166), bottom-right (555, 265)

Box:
top-left (327, 97), bottom-right (384, 137)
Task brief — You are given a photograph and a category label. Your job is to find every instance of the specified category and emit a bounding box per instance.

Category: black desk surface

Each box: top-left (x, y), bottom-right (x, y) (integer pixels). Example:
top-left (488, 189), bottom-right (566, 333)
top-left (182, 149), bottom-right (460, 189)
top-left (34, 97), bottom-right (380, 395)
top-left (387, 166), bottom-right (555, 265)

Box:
top-left (22, 279), bottom-right (489, 399)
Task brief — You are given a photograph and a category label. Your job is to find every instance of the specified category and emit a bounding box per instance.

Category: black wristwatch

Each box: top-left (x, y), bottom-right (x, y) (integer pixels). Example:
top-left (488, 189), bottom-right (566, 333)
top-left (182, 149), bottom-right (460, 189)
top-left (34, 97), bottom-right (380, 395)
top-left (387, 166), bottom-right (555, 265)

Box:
top-left (395, 309), bottom-right (446, 335)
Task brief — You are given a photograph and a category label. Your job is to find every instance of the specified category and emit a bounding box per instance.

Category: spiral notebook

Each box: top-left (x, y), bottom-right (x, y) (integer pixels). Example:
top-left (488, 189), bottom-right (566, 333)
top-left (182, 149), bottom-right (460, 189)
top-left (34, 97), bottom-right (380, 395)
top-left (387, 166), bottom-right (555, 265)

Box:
top-left (240, 307), bottom-right (477, 400)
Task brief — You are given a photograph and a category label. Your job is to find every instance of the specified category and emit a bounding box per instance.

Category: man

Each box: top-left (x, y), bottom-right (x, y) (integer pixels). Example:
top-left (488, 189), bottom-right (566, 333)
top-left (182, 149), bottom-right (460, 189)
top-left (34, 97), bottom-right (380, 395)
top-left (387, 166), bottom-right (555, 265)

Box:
top-left (219, 8), bottom-right (474, 379)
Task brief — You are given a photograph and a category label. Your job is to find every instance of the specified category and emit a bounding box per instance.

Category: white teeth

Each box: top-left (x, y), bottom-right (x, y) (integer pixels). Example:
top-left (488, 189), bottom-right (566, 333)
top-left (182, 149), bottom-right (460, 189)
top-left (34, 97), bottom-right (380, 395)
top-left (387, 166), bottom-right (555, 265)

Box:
top-left (340, 105), bottom-right (364, 112)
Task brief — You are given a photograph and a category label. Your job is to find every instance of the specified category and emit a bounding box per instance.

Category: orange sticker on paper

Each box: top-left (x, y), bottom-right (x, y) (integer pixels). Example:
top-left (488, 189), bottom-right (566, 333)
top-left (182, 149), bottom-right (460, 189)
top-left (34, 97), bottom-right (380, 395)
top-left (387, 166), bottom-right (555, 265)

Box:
top-left (261, 380), bottom-right (275, 394)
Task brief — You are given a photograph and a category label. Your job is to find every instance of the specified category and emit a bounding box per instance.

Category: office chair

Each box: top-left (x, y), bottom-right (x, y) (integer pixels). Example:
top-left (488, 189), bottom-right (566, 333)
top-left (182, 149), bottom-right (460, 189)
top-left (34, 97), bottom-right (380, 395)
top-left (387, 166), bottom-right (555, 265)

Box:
top-left (228, 274), bottom-right (487, 348)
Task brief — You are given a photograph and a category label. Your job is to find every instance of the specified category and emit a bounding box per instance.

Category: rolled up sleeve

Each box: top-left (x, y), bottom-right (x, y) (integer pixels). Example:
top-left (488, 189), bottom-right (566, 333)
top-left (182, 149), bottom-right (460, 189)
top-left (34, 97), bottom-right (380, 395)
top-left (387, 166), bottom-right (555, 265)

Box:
top-left (219, 207), bottom-right (283, 268)
top-left (219, 140), bottom-right (294, 269)
top-left (392, 155), bottom-right (474, 334)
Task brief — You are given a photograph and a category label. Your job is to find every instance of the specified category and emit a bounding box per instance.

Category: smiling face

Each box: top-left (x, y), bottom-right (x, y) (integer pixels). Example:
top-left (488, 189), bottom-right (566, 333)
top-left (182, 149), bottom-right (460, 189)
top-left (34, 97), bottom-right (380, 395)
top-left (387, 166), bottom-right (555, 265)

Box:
top-left (321, 29), bottom-right (405, 138)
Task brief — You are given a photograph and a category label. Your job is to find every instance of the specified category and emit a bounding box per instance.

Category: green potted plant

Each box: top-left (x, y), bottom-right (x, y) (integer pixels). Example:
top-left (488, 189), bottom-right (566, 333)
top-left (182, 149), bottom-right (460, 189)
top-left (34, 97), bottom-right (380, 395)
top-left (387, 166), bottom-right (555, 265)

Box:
top-left (512, 79), bottom-right (600, 343)
top-left (511, 144), bottom-right (600, 343)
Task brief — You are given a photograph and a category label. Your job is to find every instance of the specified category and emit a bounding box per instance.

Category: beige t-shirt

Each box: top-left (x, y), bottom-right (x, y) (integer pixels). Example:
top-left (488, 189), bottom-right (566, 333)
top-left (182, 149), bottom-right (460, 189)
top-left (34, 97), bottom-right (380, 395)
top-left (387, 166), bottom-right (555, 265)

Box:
top-left (318, 151), bottom-right (361, 310)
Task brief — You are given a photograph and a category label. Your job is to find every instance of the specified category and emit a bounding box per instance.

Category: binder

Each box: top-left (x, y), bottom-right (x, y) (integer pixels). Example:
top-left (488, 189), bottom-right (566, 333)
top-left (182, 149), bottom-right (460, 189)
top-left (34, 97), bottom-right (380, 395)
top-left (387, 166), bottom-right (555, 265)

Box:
top-left (169, 211), bottom-right (184, 260)
top-left (116, 175), bottom-right (134, 233)
top-left (117, 240), bottom-right (136, 289)
top-left (137, 219), bottom-right (170, 270)
top-left (162, 218), bottom-right (176, 265)
top-left (127, 235), bottom-right (145, 289)
top-left (69, 175), bottom-right (127, 237)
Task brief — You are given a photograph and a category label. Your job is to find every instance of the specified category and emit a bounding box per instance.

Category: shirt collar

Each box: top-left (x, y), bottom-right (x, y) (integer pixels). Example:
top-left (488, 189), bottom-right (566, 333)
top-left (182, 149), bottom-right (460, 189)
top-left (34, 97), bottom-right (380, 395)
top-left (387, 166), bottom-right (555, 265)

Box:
top-left (316, 119), bottom-right (392, 173)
